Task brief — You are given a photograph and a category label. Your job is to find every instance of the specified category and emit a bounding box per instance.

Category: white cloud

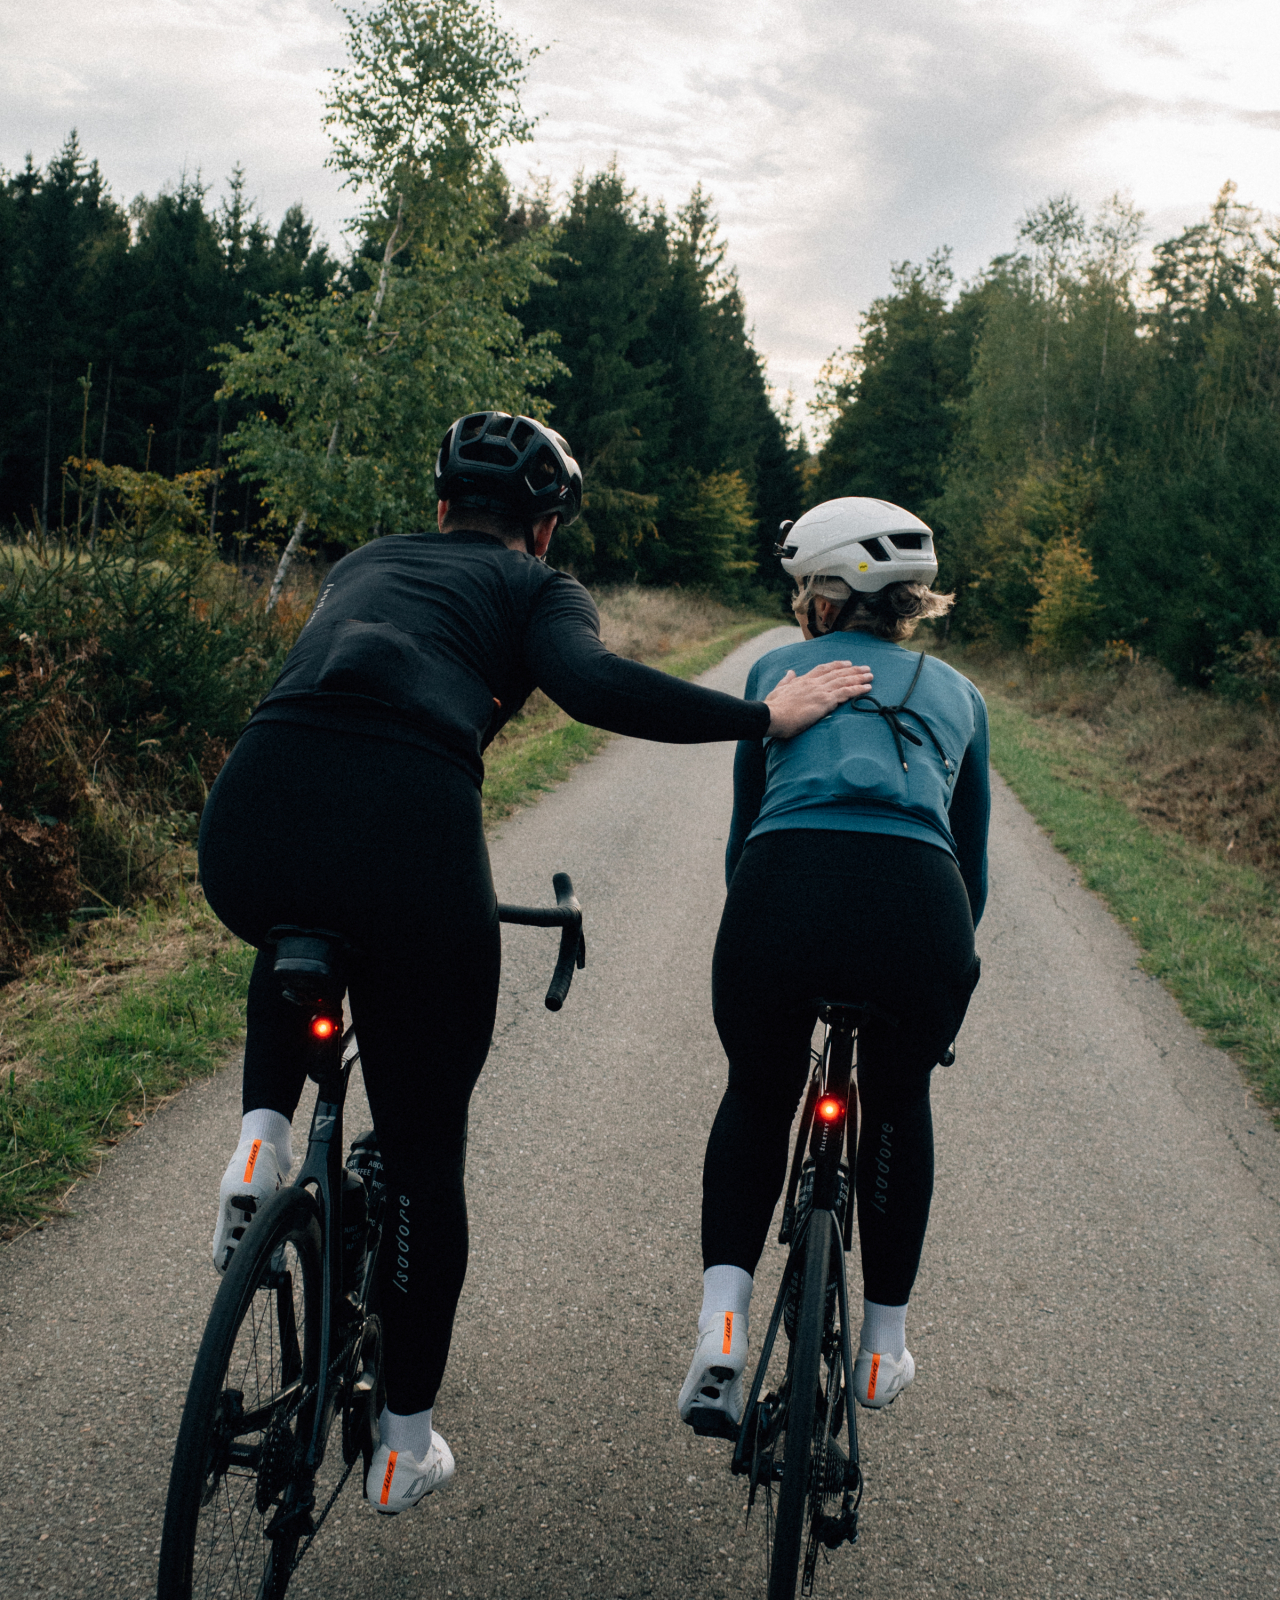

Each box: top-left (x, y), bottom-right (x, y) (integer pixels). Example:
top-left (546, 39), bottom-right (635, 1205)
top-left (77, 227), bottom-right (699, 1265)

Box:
top-left (2, 0), bottom-right (1277, 408)
top-left (0, 0), bottom-right (344, 226)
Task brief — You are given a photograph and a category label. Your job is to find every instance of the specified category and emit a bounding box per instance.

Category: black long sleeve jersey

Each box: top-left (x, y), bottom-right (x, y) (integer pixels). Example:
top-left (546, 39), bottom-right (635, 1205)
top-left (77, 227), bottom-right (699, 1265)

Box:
top-left (251, 530), bottom-right (771, 785)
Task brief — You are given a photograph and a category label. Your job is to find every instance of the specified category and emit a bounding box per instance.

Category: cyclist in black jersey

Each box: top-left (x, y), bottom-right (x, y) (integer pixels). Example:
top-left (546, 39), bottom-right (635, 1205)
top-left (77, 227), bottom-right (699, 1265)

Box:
top-left (679, 496), bottom-right (990, 1436)
top-left (198, 413), bottom-right (873, 1514)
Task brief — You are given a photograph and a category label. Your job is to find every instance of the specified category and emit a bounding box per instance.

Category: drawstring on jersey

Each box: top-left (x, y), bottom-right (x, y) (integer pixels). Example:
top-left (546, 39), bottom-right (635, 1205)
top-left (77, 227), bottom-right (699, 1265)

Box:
top-left (848, 652), bottom-right (953, 777)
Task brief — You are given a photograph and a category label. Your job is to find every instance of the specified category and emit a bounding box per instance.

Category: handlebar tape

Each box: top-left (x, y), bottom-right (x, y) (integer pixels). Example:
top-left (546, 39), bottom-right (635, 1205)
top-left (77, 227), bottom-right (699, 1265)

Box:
top-left (496, 872), bottom-right (585, 1011)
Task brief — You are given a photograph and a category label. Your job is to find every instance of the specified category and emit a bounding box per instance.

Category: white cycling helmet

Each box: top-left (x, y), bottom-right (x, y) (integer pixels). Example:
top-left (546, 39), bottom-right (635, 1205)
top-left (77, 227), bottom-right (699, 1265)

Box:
top-left (777, 497), bottom-right (937, 592)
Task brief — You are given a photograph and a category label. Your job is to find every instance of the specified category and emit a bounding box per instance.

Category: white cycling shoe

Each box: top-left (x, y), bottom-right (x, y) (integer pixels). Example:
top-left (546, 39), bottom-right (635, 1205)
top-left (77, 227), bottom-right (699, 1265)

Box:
top-left (366, 1434), bottom-right (455, 1514)
top-left (853, 1346), bottom-right (915, 1408)
top-left (679, 1312), bottom-right (749, 1438)
top-left (211, 1138), bottom-right (288, 1274)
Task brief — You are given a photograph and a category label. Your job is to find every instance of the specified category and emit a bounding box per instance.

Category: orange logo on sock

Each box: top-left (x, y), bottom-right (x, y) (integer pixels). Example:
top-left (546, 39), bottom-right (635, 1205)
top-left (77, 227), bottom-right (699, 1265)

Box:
top-left (722, 1312), bottom-right (733, 1355)
top-left (380, 1451), bottom-right (398, 1504)
top-left (867, 1353), bottom-right (881, 1401)
top-left (242, 1139), bottom-right (263, 1183)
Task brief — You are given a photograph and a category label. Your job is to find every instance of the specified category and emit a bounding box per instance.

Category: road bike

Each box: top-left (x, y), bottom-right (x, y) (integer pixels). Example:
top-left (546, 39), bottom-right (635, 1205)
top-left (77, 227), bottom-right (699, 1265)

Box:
top-left (725, 999), bottom-right (901, 1600)
top-left (156, 873), bottom-right (586, 1600)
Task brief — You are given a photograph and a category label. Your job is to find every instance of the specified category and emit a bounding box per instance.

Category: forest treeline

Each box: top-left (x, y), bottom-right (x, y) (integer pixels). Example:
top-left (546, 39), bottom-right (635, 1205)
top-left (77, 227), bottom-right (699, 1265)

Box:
top-left (0, 141), bottom-right (338, 537)
top-left (0, 143), bottom-right (797, 596)
top-left (814, 188), bottom-right (1280, 691)
top-left (7, 124), bottom-right (1279, 693)
top-left (3, 0), bottom-right (1279, 974)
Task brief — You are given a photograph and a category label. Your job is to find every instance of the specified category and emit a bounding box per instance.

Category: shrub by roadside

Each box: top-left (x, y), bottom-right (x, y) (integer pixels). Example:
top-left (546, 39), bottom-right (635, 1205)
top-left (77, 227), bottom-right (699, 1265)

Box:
top-left (0, 530), bottom-right (313, 972)
top-left (956, 647), bottom-right (1280, 881)
top-left (0, 587), bottom-right (777, 1235)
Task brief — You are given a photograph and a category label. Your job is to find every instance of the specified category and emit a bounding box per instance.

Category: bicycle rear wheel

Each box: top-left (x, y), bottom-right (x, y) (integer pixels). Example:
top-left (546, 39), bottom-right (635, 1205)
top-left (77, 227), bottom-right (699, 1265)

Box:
top-left (769, 1207), bottom-right (834, 1600)
top-left (158, 1185), bottom-right (322, 1600)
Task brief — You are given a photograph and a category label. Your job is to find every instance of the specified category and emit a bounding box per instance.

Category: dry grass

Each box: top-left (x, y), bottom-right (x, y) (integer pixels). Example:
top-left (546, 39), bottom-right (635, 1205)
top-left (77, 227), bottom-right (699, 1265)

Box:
top-left (0, 867), bottom-right (240, 1090)
top-left (594, 585), bottom-right (766, 660)
top-left (952, 649), bottom-right (1280, 886)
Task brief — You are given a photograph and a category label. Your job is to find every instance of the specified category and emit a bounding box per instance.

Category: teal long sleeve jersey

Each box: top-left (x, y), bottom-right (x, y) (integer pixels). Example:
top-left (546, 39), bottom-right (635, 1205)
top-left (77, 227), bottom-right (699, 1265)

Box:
top-left (725, 633), bottom-right (991, 925)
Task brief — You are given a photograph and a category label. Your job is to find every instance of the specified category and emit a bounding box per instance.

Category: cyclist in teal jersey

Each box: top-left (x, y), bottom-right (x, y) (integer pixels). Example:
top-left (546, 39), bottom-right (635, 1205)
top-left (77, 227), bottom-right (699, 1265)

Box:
top-left (679, 497), bottom-right (990, 1436)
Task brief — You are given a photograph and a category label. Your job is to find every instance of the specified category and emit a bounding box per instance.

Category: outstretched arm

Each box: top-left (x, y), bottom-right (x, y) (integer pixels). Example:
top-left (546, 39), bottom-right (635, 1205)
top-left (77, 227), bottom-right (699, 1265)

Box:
top-left (528, 583), bottom-right (872, 743)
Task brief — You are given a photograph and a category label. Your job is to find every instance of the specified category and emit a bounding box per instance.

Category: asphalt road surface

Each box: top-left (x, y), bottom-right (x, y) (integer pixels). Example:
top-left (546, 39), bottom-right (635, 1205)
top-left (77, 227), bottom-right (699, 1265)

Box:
top-left (2, 628), bottom-right (1277, 1599)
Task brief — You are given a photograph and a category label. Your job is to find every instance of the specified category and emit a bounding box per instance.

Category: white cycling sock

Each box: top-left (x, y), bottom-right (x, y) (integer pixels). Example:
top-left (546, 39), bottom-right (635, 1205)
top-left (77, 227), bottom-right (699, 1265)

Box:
top-left (698, 1264), bottom-right (753, 1339)
top-left (379, 1405), bottom-right (434, 1460)
top-left (859, 1298), bottom-right (907, 1358)
top-left (240, 1108), bottom-right (294, 1176)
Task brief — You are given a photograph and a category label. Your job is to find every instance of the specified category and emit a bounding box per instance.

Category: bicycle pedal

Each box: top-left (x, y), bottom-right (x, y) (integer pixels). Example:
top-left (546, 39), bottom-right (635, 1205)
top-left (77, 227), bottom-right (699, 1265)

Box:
top-left (686, 1406), bottom-right (739, 1441)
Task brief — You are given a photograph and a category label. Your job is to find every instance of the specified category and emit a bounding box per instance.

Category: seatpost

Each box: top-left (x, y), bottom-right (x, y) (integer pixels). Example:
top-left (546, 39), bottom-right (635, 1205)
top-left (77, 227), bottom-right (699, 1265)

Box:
top-left (810, 1004), bottom-right (857, 1214)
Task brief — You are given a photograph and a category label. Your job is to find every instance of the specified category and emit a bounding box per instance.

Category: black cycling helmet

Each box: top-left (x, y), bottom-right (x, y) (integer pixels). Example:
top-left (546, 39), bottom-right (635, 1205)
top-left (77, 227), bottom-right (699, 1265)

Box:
top-left (434, 411), bottom-right (583, 528)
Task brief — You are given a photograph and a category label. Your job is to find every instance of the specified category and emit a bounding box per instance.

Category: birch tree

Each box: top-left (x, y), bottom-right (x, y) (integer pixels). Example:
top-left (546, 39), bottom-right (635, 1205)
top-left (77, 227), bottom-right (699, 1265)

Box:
top-left (217, 0), bottom-right (563, 604)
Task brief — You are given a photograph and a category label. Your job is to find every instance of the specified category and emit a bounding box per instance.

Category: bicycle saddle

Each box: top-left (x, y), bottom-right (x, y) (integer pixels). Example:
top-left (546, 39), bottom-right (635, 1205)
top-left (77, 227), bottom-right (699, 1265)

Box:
top-left (813, 997), bottom-right (900, 1029)
top-left (266, 925), bottom-right (350, 1010)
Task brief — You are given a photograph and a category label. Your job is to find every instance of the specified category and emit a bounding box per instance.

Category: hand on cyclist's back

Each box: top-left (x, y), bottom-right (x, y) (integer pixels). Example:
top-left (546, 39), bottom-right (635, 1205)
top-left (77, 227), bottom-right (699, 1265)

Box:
top-left (764, 661), bottom-right (874, 740)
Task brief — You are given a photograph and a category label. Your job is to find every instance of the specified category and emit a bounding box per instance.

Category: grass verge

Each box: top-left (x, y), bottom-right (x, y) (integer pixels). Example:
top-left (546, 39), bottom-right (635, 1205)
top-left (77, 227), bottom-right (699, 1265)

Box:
top-left (1, 892), bottom-right (255, 1237)
top-left (0, 604), bottom-right (779, 1236)
top-left (982, 691), bottom-right (1280, 1121)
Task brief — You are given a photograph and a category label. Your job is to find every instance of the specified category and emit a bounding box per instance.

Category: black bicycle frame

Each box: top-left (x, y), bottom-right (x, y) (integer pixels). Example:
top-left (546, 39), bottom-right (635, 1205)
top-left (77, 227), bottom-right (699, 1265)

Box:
top-left (259, 1022), bottom-right (357, 1544)
top-left (732, 1000), bottom-right (866, 1487)
top-left (263, 872), bottom-right (585, 1541)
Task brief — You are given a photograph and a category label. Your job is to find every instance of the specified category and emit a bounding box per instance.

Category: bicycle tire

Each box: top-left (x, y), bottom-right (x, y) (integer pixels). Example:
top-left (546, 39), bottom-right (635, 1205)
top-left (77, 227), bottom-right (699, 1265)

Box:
top-left (769, 1207), bottom-right (834, 1600)
top-left (158, 1185), bottom-right (323, 1600)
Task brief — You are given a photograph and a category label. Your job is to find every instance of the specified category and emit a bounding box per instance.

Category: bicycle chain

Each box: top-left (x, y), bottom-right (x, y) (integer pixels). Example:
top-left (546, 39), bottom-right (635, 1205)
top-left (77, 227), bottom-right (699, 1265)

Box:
top-left (252, 1317), bottom-right (365, 1574)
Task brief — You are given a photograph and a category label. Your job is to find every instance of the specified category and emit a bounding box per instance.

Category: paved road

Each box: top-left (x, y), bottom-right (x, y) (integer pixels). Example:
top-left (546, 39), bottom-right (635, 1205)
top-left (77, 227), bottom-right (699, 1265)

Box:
top-left (2, 628), bottom-right (1277, 1599)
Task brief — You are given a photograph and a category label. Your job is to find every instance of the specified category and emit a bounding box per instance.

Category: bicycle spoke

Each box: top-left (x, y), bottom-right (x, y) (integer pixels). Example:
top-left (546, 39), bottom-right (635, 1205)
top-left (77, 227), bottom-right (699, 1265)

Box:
top-left (159, 1191), bottom-right (324, 1600)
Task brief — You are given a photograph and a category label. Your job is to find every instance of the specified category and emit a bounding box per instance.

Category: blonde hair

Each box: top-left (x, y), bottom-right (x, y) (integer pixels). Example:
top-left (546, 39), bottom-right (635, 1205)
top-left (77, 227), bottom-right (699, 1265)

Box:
top-left (792, 574), bottom-right (954, 643)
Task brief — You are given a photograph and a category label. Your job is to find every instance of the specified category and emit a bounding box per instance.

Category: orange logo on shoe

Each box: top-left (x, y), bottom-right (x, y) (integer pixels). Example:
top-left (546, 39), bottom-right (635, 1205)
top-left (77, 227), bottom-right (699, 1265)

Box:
top-left (380, 1451), bottom-right (398, 1505)
top-left (866, 1353), bottom-right (881, 1402)
top-left (722, 1312), bottom-right (733, 1355)
top-left (242, 1139), bottom-right (263, 1183)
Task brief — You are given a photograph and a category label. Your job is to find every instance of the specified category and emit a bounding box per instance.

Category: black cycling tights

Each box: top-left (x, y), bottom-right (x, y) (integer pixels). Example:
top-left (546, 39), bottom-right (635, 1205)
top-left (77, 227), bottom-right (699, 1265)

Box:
top-left (199, 721), bottom-right (499, 1415)
top-left (705, 830), bottom-right (979, 1307)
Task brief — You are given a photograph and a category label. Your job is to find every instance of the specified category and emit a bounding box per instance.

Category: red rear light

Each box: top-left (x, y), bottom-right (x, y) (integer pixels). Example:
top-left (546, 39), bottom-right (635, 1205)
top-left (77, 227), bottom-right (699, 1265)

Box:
top-left (816, 1095), bottom-right (843, 1123)
top-left (311, 1015), bottom-right (336, 1040)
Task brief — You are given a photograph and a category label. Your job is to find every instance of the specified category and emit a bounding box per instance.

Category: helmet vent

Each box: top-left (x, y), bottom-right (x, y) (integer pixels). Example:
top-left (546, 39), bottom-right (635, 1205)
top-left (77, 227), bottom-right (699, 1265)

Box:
top-left (435, 410), bottom-right (582, 528)
top-left (861, 538), bottom-right (892, 562)
top-left (526, 445), bottom-right (560, 488)
top-left (888, 533), bottom-right (924, 550)
top-left (460, 440), bottom-right (518, 467)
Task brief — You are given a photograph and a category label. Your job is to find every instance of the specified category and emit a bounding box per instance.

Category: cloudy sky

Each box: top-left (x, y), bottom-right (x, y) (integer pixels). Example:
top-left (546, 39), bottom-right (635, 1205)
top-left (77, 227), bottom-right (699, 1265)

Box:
top-left (3, 0), bottom-right (1278, 416)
